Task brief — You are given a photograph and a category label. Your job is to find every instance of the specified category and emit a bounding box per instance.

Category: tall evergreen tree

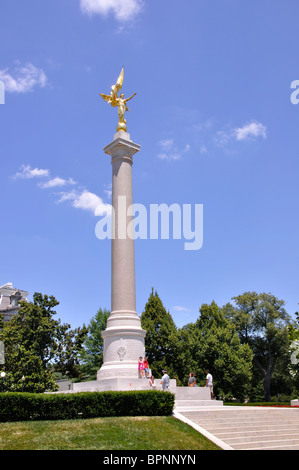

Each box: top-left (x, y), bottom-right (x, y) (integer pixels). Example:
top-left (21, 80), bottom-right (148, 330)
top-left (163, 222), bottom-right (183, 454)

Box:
top-left (141, 288), bottom-right (178, 378)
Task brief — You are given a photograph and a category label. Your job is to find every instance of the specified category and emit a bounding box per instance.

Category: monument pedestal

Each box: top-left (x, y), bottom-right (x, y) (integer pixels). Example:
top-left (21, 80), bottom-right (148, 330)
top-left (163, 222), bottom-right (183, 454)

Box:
top-left (72, 378), bottom-right (177, 392)
top-left (70, 381), bottom-right (223, 408)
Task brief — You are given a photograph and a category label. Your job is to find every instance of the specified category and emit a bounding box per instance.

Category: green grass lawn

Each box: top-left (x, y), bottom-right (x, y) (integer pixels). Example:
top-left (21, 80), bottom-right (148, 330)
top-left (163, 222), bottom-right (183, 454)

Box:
top-left (0, 416), bottom-right (221, 450)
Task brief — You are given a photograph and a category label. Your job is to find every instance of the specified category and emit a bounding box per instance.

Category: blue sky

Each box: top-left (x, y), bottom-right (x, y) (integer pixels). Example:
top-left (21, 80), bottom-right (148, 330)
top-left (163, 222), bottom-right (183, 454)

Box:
top-left (1, 0), bottom-right (299, 329)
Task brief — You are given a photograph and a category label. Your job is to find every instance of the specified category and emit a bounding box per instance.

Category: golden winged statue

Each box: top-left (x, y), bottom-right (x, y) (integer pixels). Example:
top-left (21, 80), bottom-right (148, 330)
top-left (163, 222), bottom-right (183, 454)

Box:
top-left (100, 67), bottom-right (136, 132)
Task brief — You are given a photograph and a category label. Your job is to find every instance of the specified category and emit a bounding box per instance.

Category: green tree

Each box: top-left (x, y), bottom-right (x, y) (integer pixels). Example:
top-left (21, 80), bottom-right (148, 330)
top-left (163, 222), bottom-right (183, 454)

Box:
top-left (0, 293), bottom-right (87, 392)
top-left (288, 310), bottom-right (299, 393)
top-left (226, 292), bottom-right (292, 401)
top-left (177, 302), bottom-right (253, 400)
top-left (222, 291), bottom-right (258, 343)
top-left (79, 308), bottom-right (110, 378)
top-left (141, 288), bottom-right (178, 378)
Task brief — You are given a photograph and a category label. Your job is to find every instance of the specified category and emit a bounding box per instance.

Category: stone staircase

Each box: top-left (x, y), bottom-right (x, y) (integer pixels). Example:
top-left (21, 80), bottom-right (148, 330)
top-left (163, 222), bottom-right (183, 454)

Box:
top-left (174, 406), bottom-right (299, 450)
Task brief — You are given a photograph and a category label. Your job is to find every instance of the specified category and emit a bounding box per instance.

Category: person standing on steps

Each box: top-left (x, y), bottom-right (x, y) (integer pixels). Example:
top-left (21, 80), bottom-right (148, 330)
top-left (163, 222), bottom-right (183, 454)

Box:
top-left (205, 369), bottom-right (213, 399)
top-left (138, 357), bottom-right (145, 378)
top-left (160, 370), bottom-right (170, 391)
top-left (143, 357), bottom-right (150, 378)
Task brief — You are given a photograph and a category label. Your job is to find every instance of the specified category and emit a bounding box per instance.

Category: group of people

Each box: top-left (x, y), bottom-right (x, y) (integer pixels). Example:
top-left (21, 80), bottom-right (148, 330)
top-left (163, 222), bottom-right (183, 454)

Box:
top-left (138, 357), bottom-right (170, 390)
top-left (188, 369), bottom-right (213, 399)
top-left (138, 356), bottom-right (150, 378)
top-left (148, 370), bottom-right (170, 390)
top-left (138, 357), bottom-right (213, 397)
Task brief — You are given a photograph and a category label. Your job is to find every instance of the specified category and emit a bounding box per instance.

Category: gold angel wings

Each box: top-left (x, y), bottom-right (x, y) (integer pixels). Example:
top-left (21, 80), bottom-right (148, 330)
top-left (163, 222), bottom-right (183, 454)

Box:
top-left (100, 67), bottom-right (124, 108)
top-left (100, 67), bottom-right (136, 132)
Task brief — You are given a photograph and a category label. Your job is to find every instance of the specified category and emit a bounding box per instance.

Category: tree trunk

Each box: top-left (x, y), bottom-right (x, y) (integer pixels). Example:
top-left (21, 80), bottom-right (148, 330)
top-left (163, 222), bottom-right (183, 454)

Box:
top-left (254, 358), bottom-right (269, 402)
top-left (264, 372), bottom-right (271, 402)
top-left (254, 352), bottom-right (276, 402)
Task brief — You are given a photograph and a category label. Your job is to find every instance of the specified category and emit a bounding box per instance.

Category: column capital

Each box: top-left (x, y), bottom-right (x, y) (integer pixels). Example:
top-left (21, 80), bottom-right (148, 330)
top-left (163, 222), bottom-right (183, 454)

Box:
top-left (103, 132), bottom-right (141, 161)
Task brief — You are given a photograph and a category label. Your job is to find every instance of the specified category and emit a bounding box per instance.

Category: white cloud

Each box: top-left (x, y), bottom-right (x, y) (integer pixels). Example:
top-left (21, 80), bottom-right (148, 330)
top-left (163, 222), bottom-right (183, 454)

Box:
top-left (14, 164), bottom-right (111, 217)
top-left (173, 306), bottom-right (190, 312)
top-left (215, 120), bottom-right (267, 147)
top-left (104, 183), bottom-right (112, 200)
top-left (159, 139), bottom-right (174, 151)
top-left (0, 63), bottom-right (47, 94)
top-left (14, 164), bottom-right (50, 179)
top-left (39, 177), bottom-right (76, 189)
top-left (157, 139), bottom-right (190, 162)
top-left (57, 189), bottom-right (112, 216)
top-left (158, 152), bottom-right (181, 161)
top-left (214, 129), bottom-right (231, 147)
top-left (80, 0), bottom-right (143, 22)
top-left (73, 190), bottom-right (104, 214)
top-left (56, 190), bottom-right (78, 203)
top-left (233, 121), bottom-right (267, 141)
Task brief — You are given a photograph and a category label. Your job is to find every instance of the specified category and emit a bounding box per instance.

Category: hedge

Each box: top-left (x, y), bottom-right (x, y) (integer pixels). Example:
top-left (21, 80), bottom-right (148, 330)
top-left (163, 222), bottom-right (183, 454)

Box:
top-left (0, 390), bottom-right (175, 422)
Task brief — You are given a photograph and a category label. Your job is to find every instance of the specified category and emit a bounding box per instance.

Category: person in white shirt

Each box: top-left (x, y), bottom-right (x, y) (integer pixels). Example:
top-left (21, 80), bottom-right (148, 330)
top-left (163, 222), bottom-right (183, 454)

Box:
top-left (160, 370), bottom-right (170, 390)
top-left (205, 370), bottom-right (213, 399)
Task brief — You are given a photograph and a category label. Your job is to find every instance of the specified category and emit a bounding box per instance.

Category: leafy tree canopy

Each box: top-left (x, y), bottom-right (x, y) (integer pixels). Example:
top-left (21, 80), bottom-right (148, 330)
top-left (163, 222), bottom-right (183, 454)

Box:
top-left (224, 292), bottom-right (292, 401)
top-left (0, 293), bottom-right (87, 392)
top-left (177, 301), bottom-right (253, 400)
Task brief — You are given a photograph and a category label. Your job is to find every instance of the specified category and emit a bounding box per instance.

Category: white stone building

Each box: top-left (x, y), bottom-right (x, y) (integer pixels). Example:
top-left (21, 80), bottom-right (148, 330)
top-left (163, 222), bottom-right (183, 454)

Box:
top-left (0, 282), bottom-right (29, 322)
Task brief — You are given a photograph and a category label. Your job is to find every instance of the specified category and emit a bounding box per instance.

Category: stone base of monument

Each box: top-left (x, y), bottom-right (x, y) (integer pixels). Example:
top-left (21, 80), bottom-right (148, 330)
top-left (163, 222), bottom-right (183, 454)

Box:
top-left (71, 378), bottom-right (177, 392)
top-left (70, 380), bottom-right (223, 407)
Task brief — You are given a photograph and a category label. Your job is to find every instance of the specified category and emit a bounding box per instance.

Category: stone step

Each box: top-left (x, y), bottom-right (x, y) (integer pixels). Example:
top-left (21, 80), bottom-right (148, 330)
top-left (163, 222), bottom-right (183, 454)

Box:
top-left (184, 417), bottom-right (299, 427)
top-left (174, 406), bottom-right (299, 450)
top-left (182, 411), bottom-right (299, 421)
top-left (231, 437), bottom-right (299, 450)
top-left (205, 423), bottom-right (299, 433)
top-left (216, 429), bottom-right (299, 442)
top-left (175, 400), bottom-right (223, 407)
top-left (183, 408), bottom-right (299, 415)
top-left (249, 444), bottom-right (299, 450)
top-left (192, 416), bottom-right (299, 424)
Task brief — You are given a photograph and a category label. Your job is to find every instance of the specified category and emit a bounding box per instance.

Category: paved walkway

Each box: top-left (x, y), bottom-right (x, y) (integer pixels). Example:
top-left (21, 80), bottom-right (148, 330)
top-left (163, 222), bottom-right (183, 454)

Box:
top-left (174, 405), bottom-right (299, 450)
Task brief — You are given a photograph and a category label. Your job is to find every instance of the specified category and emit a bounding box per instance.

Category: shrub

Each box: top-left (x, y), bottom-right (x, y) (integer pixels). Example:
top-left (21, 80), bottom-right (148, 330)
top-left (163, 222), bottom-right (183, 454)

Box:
top-left (0, 390), bottom-right (175, 422)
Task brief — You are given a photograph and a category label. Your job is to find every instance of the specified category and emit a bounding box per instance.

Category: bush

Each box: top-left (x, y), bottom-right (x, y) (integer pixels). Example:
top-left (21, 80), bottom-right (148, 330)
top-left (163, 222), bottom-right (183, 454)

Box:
top-left (0, 390), bottom-right (175, 422)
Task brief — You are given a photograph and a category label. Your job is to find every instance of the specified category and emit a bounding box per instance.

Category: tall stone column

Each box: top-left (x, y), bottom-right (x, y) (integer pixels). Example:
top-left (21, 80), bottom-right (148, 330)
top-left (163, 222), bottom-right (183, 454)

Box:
top-left (97, 131), bottom-right (146, 382)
